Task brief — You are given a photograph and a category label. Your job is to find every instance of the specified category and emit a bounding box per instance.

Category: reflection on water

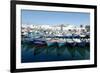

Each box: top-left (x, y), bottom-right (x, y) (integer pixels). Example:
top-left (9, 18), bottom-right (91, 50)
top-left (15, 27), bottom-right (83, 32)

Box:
top-left (21, 41), bottom-right (90, 63)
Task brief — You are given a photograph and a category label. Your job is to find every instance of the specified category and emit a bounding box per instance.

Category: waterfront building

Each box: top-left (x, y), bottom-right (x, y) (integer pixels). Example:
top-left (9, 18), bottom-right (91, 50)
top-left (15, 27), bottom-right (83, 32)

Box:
top-left (21, 24), bottom-right (89, 38)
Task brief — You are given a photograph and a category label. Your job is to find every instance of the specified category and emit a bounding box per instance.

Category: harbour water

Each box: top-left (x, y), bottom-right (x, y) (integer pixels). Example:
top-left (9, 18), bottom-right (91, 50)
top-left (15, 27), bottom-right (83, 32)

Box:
top-left (21, 40), bottom-right (90, 63)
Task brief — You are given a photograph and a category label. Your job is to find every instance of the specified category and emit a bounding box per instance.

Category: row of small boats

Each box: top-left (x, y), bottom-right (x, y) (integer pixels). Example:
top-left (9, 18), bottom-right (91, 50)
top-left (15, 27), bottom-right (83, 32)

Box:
top-left (45, 34), bottom-right (89, 39)
top-left (22, 37), bottom-right (90, 48)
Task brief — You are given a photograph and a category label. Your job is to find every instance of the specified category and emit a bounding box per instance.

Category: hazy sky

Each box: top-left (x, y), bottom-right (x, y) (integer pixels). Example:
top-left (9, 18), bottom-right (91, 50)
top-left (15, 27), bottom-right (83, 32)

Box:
top-left (21, 10), bottom-right (90, 26)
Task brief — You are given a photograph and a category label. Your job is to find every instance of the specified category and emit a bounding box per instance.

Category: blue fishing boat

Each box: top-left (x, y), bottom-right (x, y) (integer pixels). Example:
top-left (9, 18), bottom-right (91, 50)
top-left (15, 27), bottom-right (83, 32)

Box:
top-left (46, 41), bottom-right (58, 47)
top-left (58, 42), bottom-right (66, 47)
top-left (32, 39), bottom-right (47, 46)
top-left (72, 39), bottom-right (85, 47)
top-left (66, 39), bottom-right (76, 47)
top-left (72, 34), bottom-right (80, 38)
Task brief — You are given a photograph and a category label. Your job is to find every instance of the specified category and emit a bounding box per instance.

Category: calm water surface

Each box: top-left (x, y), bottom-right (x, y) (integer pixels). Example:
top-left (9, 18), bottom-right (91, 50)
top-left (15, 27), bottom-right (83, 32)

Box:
top-left (21, 41), bottom-right (90, 63)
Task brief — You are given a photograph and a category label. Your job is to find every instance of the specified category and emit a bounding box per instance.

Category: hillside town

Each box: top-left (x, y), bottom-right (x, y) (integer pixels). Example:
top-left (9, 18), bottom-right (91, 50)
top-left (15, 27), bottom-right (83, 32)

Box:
top-left (21, 24), bottom-right (90, 39)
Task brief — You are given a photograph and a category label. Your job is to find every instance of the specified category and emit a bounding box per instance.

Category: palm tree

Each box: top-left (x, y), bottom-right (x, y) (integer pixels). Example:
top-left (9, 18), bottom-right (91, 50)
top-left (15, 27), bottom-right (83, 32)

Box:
top-left (80, 24), bottom-right (84, 34)
top-left (85, 25), bottom-right (90, 32)
top-left (80, 24), bottom-right (83, 28)
top-left (27, 26), bottom-right (31, 37)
